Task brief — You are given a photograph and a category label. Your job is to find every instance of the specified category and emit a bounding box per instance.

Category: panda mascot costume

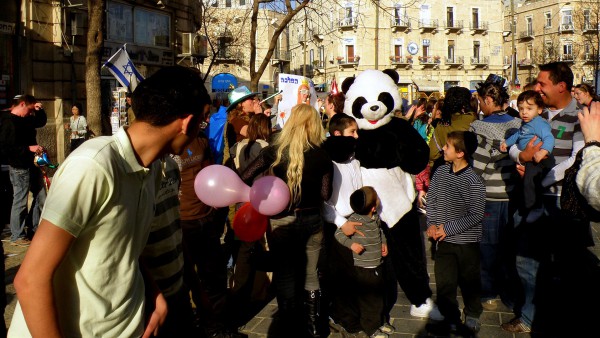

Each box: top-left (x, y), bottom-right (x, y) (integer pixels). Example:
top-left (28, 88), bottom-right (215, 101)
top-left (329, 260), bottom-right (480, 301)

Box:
top-left (341, 69), bottom-right (442, 319)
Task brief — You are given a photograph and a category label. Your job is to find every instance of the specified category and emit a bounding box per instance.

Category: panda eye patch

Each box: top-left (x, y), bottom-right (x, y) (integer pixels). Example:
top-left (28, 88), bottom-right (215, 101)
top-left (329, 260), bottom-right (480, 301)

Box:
top-left (352, 97), bottom-right (368, 119)
top-left (377, 92), bottom-right (395, 115)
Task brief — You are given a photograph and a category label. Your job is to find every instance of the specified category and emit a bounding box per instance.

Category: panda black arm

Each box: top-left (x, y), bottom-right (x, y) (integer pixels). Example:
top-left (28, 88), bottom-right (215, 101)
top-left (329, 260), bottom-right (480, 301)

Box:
top-left (391, 117), bottom-right (429, 174)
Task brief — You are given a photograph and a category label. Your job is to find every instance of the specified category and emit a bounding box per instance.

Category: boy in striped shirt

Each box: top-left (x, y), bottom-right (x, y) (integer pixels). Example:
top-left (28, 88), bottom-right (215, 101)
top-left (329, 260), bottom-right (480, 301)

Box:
top-left (334, 186), bottom-right (390, 338)
top-left (426, 131), bottom-right (486, 335)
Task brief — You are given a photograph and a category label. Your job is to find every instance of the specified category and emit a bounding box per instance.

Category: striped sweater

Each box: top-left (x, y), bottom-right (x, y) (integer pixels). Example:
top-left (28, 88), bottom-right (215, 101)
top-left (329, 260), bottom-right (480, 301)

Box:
top-left (509, 98), bottom-right (584, 196)
top-left (470, 112), bottom-right (522, 201)
top-left (140, 156), bottom-right (185, 297)
top-left (427, 164), bottom-right (486, 244)
top-left (335, 213), bottom-right (386, 268)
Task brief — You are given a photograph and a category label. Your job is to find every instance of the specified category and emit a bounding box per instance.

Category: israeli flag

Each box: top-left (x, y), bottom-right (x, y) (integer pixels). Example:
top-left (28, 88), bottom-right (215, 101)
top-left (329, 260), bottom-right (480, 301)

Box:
top-left (103, 46), bottom-right (144, 91)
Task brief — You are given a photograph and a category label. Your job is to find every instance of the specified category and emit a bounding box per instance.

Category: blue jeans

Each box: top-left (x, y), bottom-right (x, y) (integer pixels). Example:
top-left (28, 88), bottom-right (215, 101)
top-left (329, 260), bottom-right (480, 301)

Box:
top-left (9, 166), bottom-right (46, 242)
top-left (480, 201), bottom-right (509, 301)
top-left (515, 255), bottom-right (538, 327)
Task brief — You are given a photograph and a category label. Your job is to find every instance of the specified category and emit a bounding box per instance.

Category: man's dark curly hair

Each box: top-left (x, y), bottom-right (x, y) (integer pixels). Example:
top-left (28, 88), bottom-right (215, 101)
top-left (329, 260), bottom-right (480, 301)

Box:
top-left (476, 82), bottom-right (509, 107)
top-left (132, 66), bottom-right (211, 126)
top-left (441, 86), bottom-right (473, 124)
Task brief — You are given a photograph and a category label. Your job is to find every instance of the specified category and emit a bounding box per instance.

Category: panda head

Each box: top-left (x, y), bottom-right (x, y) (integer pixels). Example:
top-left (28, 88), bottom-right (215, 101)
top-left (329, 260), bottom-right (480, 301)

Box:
top-left (341, 69), bottom-right (402, 130)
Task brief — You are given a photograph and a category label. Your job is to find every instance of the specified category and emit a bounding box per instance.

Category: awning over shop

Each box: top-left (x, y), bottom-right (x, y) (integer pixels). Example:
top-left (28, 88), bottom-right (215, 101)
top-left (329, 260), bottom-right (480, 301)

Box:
top-left (413, 79), bottom-right (440, 92)
top-left (211, 73), bottom-right (237, 92)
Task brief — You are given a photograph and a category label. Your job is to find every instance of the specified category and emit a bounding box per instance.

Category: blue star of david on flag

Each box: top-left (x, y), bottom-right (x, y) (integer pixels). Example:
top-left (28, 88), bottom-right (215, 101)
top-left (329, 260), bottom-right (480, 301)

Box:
top-left (103, 46), bottom-right (144, 91)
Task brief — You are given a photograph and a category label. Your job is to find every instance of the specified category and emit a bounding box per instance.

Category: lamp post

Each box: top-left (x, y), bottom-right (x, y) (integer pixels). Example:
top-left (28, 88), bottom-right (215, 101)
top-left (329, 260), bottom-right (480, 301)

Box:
top-left (511, 0), bottom-right (517, 88)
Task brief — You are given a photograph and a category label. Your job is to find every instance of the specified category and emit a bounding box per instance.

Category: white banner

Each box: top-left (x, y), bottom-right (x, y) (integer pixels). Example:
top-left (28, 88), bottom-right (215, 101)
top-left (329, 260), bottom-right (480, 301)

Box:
top-left (276, 73), bottom-right (318, 128)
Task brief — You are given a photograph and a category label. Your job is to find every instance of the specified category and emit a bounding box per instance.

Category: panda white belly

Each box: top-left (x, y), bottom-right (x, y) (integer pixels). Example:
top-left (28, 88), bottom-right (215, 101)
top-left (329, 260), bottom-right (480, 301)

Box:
top-left (360, 166), bottom-right (416, 227)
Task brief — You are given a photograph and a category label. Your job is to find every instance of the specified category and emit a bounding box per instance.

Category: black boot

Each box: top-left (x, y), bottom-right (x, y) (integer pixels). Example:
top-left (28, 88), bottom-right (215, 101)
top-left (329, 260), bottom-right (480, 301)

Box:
top-left (305, 289), bottom-right (322, 337)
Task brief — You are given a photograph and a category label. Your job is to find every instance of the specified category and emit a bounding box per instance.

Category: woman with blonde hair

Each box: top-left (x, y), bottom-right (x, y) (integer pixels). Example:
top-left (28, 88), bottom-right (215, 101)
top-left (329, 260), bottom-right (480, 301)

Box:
top-left (242, 104), bottom-right (333, 337)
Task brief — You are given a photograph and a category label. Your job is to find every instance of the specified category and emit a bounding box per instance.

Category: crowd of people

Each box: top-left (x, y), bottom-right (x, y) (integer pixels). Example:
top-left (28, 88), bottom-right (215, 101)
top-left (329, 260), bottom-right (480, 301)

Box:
top-left (1, 61), bottom-right (600, 338)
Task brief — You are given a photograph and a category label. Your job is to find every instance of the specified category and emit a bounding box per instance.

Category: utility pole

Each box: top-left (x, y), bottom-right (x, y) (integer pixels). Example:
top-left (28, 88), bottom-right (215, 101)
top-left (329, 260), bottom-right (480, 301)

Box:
top-left (303, 11), bottom-right (307, 77)
top-left (511, 0), bottom-right (517, 88)
top-left (374, 0), bottom-right (379, 69)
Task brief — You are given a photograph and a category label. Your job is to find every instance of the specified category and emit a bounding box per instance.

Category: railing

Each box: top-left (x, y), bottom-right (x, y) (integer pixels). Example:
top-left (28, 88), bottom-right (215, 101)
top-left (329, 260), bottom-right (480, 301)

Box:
top-left (339, 17), bottom-right (357, 28)
top-left (418, 19), bottom-right (438, 29)
top-left (559, 23), bottom-right (574, 33)
top-left (518, 58), bottom-right (533, 67)
top-left (519, 30), bottom-right (534, 39)
top-left (584, 53), bottom-right (599, 62)
top-left (313, 60), bottom-right (325, 69)
top-left (559, 54), bottom-right (574, 62)
top-left (418, 56), bottom-right (441, 64)
top-left (338, 56), bottom-right (360, 64)
top-left (446, 56), bottom-right (464, 64)
top-left (390, 56), bottom-right (412, 64)
top-left (444, 20), bottom-right (463, 30)
top-left (391, 16), bottom-right (410, 28)
top-left (583, 23), bottom-right (600, 32)
top-left (273, 50), bottom-right (291, 61)
top-left (470, 21), bottom-right (488, 31)
top-left (215, 50), bottom-right (243, 61)
top-left (470, 56), bottom-right (489, 65)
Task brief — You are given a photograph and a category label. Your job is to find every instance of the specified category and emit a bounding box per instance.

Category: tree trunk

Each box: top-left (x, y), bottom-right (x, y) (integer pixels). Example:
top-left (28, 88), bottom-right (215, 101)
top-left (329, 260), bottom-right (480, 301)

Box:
top-left (86, 0), bottom-right (105, 136)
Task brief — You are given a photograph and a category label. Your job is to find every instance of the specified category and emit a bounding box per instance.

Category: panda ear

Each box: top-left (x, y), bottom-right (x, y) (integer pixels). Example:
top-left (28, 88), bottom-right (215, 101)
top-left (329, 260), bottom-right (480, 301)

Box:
top-left (341, 76), bottom-right (355, 94)
top-left (382, 69), bottom-right (400, 84)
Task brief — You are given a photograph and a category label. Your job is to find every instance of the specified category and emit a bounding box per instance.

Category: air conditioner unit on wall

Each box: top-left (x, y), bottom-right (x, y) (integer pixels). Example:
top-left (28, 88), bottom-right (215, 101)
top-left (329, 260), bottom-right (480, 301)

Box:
top-left (177, 32), bottom-right (208, 58)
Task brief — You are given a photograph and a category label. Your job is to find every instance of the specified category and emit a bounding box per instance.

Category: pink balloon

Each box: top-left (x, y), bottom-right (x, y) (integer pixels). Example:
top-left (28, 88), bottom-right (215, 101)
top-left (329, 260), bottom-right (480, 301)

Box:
top-left (194, 165), bottom-right (250, 208)
top-left (249, 176), bottom-right (291, 216)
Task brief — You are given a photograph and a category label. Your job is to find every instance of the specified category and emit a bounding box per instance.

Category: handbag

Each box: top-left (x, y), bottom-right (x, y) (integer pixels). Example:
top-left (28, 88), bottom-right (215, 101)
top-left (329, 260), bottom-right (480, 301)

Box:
top-left (560, 148), bottom-right (600, 222)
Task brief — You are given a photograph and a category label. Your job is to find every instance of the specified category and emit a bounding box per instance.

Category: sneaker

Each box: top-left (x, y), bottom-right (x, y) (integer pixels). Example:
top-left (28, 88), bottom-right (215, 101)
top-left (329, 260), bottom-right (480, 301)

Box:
top-left (501, 317), bottom-right (531, 333)
top-left (482, 299), bottom-right (498, 311)
top-left (464, 316), bottom-right (481, 333)
top-left (378, 323), bottom-right (395, 334)
top-left (410, 298), bottom-right (444, 321)
top-left (369, 329), bottom-right (388, 338)
top-left (11, 238), bottom-right (31, 247)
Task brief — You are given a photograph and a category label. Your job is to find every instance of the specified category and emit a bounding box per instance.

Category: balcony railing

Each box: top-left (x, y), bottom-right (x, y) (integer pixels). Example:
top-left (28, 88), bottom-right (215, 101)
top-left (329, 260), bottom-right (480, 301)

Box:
top-left (444, 20), bottom-right (463, 30)
top-left (584, 53), bottom-right (599, 62)
top-left (470, 21), bottom-right (488, 31)
top-left (339, 17), bottom-right (357, 28)
top-left (519, 30), bottom-right (534, 40)
top-left (215, 51), bottom-right (243, 62)
top-left (391, 16), bottom-right (410, 28)
top-left (313, 60), bottom-right (325, 69)
top-left (518, 58), bottom-right (534, 67)
top-left (273, 50), bottom-right (291, 61)
top-left (337, 56), bottom-right (360, 65)
top-left (470, 56), bottom-right (489, 65)
top-left (418, 56), bottom-right (441, 64)
top-left (559, 23), bottom-right (574, 33)
top-left (583, 23), bottom-right (600, 33)
top-left (559, 54), bottom-right (574, 62)
top-left (418, 19), bottom-right (438, 30)
top-left (390, 55), bottom-right (412, 64)
top-left (446, 56), bottom-right (464, 65)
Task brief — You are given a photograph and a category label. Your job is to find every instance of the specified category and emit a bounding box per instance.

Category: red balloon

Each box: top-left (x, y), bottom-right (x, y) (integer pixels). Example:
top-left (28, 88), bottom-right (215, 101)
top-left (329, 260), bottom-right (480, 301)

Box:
top-left (233, 203), bottom-right (269, 242)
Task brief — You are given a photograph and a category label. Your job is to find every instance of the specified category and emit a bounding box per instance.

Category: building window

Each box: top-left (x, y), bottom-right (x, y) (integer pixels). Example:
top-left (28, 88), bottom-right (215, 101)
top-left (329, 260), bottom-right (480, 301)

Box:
top-left (420, 4), bottom-right (431, 26)
top-left (472, 8), bottom-right (479, 28)
top-left (447, 7), bottom-right (454, 27)
top-left (239, 0), bottom-right (245, 5)
top-left (561, 9), bottom-right (573, 26)
top-left (394, 4), bottom-right (406, 25)
top-left (422, 39), bottom-right (430, 57)
top-left (225, 0), bottom-right (231, 7)
top-left (545, 40), bottom-right (552, 59)
top-left (473, 41), bottom-right (480, 60)
top-left (447, 40), bottom-right (455, 61)
top-left (526, 44), bottom-right (532, 59)
top-left (544, 12), bottom-right (551, 28)
top-left (346, 45), bottom-right (355, 61)
top-left (584, 9), bottom-right (591, 29)
top-left (563, 42), bottom-right (573, 56)
top-left (211, 0), bottom-right (218, 7)
top-left (319, 45), bottom-right (325, 62)
top-left (526, 16), bottom-right (533, 35)
top-left (394, 44), bottom-right (402, 58)
top-left (309, 49), bottom-right (314, 64)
